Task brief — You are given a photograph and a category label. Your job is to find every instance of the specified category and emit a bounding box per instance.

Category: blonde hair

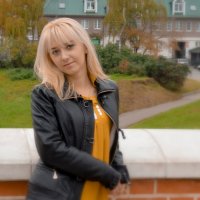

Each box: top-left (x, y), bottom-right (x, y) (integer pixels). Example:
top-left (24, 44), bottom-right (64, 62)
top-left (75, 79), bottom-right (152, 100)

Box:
top-left (34, 17), bottom-right (108, 99)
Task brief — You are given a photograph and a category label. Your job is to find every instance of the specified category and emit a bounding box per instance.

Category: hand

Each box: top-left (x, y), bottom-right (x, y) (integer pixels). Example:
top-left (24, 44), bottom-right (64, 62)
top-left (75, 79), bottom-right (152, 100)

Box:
top-left (110, 182), bottom-right (130, 196)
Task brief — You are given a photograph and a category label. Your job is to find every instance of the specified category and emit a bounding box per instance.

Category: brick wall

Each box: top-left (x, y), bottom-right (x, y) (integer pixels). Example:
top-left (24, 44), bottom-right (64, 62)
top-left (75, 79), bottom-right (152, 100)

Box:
top-left (110, 179), bottom-right (200, 200)
top-left (1, 129), bottom-right (200, 200)
top-left (0, 181), bottom-right (28, 196)
top-left (1, 179), bottom-right (200, 200)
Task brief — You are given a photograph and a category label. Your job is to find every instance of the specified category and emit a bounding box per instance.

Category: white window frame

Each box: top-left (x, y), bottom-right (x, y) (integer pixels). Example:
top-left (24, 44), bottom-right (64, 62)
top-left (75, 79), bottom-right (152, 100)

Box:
top-left (186, 21), bottom-right (192, 32)
top-left (173, 0), bottom-right (185, 15)
top-left (81, 19), bottom-right (89, 29)
top-left (94, 19), bottom-right (101, 30)
top-left (84, 0), bottom-right (97, 13)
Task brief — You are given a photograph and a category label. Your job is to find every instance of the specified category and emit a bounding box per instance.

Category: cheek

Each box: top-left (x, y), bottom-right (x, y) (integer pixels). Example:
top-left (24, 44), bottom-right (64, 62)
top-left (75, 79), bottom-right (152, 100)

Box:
top-left (50, 56), bottom-right (59, 66)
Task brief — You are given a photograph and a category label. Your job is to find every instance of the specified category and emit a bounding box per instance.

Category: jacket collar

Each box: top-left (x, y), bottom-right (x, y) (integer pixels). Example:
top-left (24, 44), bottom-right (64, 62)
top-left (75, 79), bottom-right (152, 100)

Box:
top-left (63, 78), bottom-right (116, 99)
top-left (94, 79), bottom-right (116, 95)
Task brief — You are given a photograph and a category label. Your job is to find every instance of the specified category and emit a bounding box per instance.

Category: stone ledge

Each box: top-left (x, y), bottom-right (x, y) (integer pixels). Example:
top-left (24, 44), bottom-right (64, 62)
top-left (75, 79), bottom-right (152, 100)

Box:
top-left (0, 128), bottom-right (200, 180)
top-left (120, 129), bottom-right (200, 178)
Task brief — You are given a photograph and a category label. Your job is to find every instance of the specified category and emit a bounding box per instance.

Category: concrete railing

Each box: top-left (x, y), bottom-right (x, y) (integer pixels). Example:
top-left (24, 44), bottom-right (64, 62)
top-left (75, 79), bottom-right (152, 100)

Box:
top-left (1, 128), bottom-right (200, 200)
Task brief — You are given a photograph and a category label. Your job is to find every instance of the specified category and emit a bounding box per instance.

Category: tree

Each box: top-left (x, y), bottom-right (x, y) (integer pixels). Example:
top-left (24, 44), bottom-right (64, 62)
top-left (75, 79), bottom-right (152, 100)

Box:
top-left (104, 0), bottom-right (167, 55)
top-left (0, 0), bottom-right (46, 40)
top-left (0, 0), bottom-right (47, 67)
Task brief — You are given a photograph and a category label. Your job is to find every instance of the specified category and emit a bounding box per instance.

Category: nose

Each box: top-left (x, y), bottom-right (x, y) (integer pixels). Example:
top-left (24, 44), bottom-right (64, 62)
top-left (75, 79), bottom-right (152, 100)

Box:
top-left (60, 49), bottom-right (69, 61)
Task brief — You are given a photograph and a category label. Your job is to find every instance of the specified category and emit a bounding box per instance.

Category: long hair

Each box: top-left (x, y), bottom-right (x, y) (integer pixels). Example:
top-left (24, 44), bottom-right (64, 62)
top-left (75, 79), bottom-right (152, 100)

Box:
top-left (34, 17), bottom-right (108, 99)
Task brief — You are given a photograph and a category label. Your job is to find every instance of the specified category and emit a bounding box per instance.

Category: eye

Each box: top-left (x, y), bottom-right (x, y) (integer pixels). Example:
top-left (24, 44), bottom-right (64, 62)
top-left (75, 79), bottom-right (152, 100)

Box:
top-left (51, 49), bottom-right (60, 56)
top-left (65, 44), bottom-right (74, 49)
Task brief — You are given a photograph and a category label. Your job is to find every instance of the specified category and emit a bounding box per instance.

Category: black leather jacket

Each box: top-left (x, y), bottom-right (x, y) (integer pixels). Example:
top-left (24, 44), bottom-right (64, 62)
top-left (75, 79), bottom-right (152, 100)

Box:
top-left (27, 79), bottom-right (129, 200)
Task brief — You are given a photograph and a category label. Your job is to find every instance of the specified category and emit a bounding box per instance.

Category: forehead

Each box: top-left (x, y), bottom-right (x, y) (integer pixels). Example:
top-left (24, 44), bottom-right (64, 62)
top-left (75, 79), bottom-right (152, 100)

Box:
top-left (45, 23), bottom-right (81, 50)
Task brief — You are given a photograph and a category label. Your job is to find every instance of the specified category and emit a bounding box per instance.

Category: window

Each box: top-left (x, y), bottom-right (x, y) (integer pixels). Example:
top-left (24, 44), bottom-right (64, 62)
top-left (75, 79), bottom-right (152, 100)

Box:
top-left (94, 19), bottom-right (101, 30)
top-left (84, 0), bottom-right (97, 13)
top-left (196, 41), bottom-right (200, 47)
top-left (173, 0), bottom-right (185, 15)
top-left (197, 23), bottom-right (200, 32)
top-left (190, 5), bottom-right (197, 11)
top-left (186, 22), bottom-right (192, 32)
top-left (81, 19), bottom-right (89, 29)
top-left (167, 21), bottom-right (172, 31)
top-left (59, 3), bottom-right (65, 9)
top-left (175, 21), bottom-right (182, 31)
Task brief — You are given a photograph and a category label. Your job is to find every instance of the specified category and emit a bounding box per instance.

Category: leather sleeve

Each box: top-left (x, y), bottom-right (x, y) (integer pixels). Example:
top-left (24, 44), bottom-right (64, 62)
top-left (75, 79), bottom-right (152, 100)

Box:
top-left (31, 85), bottom-right (120, 189)
top-left (111, 147), bottom-right (130, 184)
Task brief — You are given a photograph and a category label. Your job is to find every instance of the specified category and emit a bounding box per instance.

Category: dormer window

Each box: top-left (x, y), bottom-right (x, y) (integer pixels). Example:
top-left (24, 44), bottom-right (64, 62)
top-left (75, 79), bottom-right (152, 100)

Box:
top-left (173, 0), bottom-right (185, 15)
top-left (84, 0), bottom-right (97, 13)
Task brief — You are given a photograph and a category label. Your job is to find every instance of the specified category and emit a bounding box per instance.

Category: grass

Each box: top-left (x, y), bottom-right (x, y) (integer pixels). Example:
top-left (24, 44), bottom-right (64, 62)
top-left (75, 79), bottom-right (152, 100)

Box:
top-left (0, 69), bottom-right (38, 127)
top-left (1, 68), bottom-right (200, 128)
top-left (130, 100), bottom-right (200, 129)
top-left (109, 73), bottom-right (147, 81)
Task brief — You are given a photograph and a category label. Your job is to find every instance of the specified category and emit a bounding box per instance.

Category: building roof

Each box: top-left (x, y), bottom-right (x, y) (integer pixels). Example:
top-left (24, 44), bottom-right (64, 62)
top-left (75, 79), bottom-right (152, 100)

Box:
top-left (161, 0), bottom-right (200, 18)
top-left (44, 0), bottom-right (107, 17)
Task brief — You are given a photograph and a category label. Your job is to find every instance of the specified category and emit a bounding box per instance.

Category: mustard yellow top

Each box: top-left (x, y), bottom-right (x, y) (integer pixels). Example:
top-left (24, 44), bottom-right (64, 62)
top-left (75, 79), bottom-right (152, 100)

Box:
top-left (81, 96), bottom-right (112, 200)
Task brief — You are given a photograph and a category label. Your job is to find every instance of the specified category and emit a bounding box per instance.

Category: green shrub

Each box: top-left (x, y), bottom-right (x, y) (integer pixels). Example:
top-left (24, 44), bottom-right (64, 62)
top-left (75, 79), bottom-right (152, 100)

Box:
top-left (96, 43), bottom-right (121, 73)
top-left (127, 63), bottom-right (147, 76)
top-left (6, 68), bottom-right (35, 80)
top-left (96, 44), bottom-right (189, 91)
top-left (145, 60), bottom-right (190, 91)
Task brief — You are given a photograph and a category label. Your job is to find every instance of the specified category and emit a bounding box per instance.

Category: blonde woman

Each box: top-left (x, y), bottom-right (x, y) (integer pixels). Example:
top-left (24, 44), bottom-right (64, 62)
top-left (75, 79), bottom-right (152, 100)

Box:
top-left (27, 18), bottom-right (129, 200)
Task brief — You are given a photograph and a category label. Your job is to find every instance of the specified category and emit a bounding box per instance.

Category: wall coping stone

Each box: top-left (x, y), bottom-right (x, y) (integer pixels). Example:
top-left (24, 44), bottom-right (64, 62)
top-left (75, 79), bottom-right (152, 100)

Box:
top-left (0, 128), bottom-right (200, 180)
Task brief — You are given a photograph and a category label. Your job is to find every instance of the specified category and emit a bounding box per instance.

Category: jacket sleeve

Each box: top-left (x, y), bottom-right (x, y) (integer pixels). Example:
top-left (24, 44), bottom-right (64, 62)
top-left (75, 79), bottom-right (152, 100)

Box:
top-left (111, 147), bottom-right (130, 184)
top-left (31, 85), bottom-right (120, 189)
top-left (111, 85), bottom-right (130, 184)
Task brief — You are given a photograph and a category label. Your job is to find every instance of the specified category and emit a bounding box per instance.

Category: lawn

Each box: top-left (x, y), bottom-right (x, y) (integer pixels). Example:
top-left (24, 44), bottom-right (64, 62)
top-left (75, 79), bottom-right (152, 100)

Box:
top-left (130, 100), bottom-right (200, 129)
top-left (1, 68), bottom-right (200, 128)
top-left (0, 70), bottom-right (38, 127)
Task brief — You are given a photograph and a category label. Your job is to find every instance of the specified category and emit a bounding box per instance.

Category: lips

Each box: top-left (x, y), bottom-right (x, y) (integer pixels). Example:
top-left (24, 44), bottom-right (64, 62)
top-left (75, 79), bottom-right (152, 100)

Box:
top-left (63, 62), bottom-right (74, 67)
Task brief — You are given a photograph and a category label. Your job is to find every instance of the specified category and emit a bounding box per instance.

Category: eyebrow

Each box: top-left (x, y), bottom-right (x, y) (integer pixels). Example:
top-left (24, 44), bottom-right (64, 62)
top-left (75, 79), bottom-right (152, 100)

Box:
top-left (50, 41), bottom-right (75, 50)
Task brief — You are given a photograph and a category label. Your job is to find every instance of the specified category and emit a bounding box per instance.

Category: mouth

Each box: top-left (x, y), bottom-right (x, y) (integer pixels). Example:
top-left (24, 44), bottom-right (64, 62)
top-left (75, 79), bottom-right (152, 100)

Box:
top-left (63, 62), bottom-right (74, 67)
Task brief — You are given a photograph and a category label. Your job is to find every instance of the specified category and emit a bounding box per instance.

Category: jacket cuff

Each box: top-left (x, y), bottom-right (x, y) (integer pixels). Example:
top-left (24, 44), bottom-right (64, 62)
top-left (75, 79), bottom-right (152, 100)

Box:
top-left (112, 164), bottom-right (130, 184)
top-left (103, 169), bottom-right (121, 190)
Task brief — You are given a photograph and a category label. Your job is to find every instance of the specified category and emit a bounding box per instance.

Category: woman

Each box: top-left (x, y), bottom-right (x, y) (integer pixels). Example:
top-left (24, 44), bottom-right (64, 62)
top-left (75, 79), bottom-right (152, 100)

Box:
top-left (27, 17), bottom-right (129, 200)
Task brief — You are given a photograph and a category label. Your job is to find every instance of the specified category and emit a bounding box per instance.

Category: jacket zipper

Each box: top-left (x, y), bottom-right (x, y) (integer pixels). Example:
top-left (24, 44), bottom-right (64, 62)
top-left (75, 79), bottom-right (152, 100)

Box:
top-left (78, 98), bottom-right (89, 151)
top-left (97, 90), bottom-right (118, 164)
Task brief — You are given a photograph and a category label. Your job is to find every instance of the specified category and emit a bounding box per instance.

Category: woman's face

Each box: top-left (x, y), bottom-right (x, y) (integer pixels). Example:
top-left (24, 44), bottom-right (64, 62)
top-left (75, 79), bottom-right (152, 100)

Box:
top-left (49, 40), bottom-right (87, 78)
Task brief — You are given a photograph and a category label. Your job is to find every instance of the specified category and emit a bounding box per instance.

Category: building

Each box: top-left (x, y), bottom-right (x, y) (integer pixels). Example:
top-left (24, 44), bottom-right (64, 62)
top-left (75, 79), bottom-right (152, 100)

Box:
top-left (158, 0), bottom-right (200, 66)
top-left (44, 0), bottom-right (107, 45)
top-left (44, 0), bottom-right (200, 66)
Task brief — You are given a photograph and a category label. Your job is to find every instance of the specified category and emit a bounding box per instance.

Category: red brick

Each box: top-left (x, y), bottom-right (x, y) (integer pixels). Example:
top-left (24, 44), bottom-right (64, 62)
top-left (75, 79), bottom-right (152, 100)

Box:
top-left (117, 198), bottom-right (166, 200)
top-left (130, 179), bottom-right (155, 194)
top-left (157, 179), bottom-right (200, 194)
top-left (0, 181), bottom-right (28, 196)
top-left (170, 198), bottom-right (193, 200)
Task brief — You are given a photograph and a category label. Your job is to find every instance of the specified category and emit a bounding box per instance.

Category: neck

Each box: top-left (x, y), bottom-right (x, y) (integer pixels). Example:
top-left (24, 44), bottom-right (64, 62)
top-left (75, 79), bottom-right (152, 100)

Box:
top-left (67, 71), bottom-right (96, 97)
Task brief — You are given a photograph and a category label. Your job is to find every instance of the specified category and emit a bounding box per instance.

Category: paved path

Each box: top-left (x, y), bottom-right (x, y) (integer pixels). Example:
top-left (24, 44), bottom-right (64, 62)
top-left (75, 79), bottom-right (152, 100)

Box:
top-left (119, 67), bottom-right (200, 128)
top-left (188, 67), bottom-right (200, 81)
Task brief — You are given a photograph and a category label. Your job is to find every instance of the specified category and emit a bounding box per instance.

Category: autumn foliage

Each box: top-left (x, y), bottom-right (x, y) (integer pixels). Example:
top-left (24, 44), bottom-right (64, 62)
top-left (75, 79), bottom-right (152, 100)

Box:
top-left (0, 0), bottom-right (47, 68)
top-left (104, 0), bottom-right (167, 55)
